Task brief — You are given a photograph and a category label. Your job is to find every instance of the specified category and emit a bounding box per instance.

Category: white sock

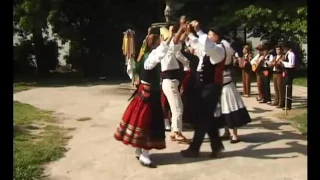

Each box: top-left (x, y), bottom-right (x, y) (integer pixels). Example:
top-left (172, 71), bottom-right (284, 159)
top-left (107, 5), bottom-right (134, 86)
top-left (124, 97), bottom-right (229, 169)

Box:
top-left (139, 149), bottom-right (151, 164)
top-left (135, 148), bottom-right (142, 157)
top-left (164, 119), bottom-right (170, 129)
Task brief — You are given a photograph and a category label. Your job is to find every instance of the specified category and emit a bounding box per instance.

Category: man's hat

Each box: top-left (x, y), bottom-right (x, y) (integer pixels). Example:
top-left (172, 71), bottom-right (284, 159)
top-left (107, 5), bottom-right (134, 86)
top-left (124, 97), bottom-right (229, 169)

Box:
top-left (255, 43), bottom-right (270, 51)
top-left (208, 26), bottom-right (225, 39)
top-left (160, 27), bottom-right (169, 41)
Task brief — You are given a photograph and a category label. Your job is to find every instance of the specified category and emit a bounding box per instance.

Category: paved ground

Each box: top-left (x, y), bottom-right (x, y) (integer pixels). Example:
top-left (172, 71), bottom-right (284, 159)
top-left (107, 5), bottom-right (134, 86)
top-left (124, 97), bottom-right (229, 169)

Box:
top-left (13, 82), bottom-right (307, 180)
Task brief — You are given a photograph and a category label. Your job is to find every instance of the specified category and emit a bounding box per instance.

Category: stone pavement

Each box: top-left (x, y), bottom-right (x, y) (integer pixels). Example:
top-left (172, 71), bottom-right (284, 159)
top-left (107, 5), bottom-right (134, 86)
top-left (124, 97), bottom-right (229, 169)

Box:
top-left (13, 82), bottom-right (307, 180)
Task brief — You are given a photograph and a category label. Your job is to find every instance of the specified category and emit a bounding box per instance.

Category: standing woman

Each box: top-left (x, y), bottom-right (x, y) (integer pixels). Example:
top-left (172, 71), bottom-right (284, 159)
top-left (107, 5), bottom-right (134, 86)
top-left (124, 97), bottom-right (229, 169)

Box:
top-left (219, 40), bottom-right (252, 143)
top-left (239, 45), bottom-right (253, 97)
top-left (114, 34), bottom-right (171, 168)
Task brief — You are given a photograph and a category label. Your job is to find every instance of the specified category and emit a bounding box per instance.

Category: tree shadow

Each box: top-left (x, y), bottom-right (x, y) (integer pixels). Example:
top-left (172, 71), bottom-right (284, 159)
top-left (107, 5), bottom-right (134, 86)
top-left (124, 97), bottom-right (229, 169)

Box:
top-left (248, 107), bottom-right (273, 114)
top-left (14, 72), bottom-right (130, 89)
top-left (151, 137), bottom-right (306, 166)
top-left (222, 140), bottom-right (306, 159)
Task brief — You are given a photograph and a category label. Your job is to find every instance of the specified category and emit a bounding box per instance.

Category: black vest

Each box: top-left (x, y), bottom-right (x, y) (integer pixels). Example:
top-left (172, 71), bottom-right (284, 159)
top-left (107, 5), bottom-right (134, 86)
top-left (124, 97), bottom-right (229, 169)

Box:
top-left (198, 55), bottom-right (225, 86)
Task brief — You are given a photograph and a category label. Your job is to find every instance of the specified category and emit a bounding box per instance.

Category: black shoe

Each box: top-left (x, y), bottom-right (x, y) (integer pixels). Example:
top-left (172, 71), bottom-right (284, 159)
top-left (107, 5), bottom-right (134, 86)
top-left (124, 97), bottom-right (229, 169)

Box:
top-left (259, 101), bottom-right (268, 104)
top-left (180, 149), bottom-right (199, 158)
top-left (230, 139), bottom-right (241, 144)
top-left (209, 146), bottom-right (224, 158)
top-left (140, 161), bottom-right (157, 168)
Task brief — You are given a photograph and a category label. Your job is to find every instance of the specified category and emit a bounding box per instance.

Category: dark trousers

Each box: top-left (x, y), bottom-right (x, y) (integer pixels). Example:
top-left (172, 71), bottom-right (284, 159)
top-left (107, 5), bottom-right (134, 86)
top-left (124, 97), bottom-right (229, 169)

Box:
top-left (261, 70), bottom-right (271, 102)
top-left (189, 78), bottom-right (223, 152)
top-left (281, 73), bottom-right (294, 108)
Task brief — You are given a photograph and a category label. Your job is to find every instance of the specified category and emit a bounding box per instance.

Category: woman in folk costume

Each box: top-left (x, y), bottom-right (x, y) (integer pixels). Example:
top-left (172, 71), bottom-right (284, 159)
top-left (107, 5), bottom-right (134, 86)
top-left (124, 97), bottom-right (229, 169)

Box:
top-left (239, 44), bottom-right (253, 97)
top-left (218, 39), bottom-right (252, 143)
top-left (114, 34), bottom-right (172, 168)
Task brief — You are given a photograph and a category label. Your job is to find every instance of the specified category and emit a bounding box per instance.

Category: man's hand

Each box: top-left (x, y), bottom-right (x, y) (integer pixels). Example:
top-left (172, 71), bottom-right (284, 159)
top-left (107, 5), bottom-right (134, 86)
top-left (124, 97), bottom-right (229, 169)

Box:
top-left (147, 27), bottom-right (152, 35)
top-left (185, 24), bottom-right (192, 35)
top-left (191, 20), bottom-right (200, 32)
top-left (258, 55), bottom-right (265, 62)
top-left (169, 25), bottom-right (174, 37)
top-left (180, 15), bottom-right (187, 25)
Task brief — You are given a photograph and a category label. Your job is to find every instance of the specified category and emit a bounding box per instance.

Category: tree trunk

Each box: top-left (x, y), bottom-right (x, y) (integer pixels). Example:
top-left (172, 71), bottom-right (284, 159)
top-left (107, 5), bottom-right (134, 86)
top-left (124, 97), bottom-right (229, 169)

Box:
top-left (32, 25), bottom-right (48, 76)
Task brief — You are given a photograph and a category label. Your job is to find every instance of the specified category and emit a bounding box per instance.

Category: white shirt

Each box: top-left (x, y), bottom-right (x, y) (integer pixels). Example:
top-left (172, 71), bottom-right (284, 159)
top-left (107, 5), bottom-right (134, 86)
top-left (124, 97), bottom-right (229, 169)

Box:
top-left (263, 54), bottom-right (274, 67)
top-left (144, 42), bottom-right (169, 70)
top-left (283, 50), bottom-right (295, 68)
top-left (144, 41), bottom-right (190, 71)
top-left (250, 53), bottom-right (273, 67)
top-left (250, 54), bottom-right (261, 65)
top-left (187, 30), bottom-right (226, 72)
top-left (221, 39), bottom-right (235, 65)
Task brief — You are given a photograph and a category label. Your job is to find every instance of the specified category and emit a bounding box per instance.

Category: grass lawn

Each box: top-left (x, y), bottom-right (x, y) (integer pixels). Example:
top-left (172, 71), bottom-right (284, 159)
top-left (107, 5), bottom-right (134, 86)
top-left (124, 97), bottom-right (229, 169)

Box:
top-left (277, 108), bottom-right (307, 135)
top-left (14, 101), bottom-right (68, 180)
top-left (293, 77), bottom-right (307, 87)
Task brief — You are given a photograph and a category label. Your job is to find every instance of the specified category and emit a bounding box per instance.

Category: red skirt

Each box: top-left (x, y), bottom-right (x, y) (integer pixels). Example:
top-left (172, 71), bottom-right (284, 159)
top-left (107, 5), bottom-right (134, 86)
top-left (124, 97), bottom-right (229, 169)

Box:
top-left (114, 84), bottom-right (166, 150)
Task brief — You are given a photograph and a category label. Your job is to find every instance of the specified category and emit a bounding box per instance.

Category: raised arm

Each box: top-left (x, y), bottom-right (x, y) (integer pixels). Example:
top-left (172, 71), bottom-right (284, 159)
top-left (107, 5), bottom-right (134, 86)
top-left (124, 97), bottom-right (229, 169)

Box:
top-left (144, 43), bottom-right (169, 70)
top-left (196, 30), bottom-right (224, 65)
top-left (176, 50), bottom-right (190, 70)
top-left (282, 52), bottom-right (295, 68)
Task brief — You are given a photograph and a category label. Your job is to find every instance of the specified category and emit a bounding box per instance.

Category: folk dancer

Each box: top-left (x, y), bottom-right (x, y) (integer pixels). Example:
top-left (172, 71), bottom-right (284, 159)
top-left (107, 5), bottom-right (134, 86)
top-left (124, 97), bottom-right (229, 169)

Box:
top-left (114, 34), bottom-right (172, 168)
top-left (280, 42), bottom-right (296, 110)
top-left (269, 45), bottom-right (285, 107)
top-left (218, 39), bottom-right (252, 143)
top-left (159, 25), bottom-right (190, 143)
top-left (180, 21), bottom-right (225, 158)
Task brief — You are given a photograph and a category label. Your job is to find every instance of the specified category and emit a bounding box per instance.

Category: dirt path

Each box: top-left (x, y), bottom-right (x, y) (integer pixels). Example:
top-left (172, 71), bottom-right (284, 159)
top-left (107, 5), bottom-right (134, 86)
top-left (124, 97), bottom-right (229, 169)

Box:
top-left (14, 82), bottom-right (307, 180)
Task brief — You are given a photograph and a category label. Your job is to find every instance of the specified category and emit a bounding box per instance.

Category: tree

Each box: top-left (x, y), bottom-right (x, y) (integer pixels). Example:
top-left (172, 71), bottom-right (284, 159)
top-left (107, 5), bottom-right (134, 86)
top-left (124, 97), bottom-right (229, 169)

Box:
top-left (14, 0), bottom-right (60, 75)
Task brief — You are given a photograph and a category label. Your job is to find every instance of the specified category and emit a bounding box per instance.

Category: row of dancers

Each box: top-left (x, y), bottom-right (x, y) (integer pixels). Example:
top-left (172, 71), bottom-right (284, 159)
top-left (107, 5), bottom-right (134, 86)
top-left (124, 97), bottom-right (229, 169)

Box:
top-left (114, 19), bottom-right (252, 168)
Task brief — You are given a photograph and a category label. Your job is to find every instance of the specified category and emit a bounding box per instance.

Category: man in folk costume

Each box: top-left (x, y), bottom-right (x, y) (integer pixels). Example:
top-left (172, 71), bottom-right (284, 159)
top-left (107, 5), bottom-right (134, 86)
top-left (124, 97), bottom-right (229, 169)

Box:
top-left (251, 45), bottom-right (264, 101)
top-left (280, 42), bottom-right (296, 110)
top-left (179, 35), bottom-right (200, 127)
top-left (180, 21), bottom-right (226, 158)
top-left (114, 33), bottom-right (173, 168)
top-left (269, 45), bottom-right (285, 107)
top-left (258, 44), bottom-right (273, 104)
top-left (159, 25), bottom-right (190, 141)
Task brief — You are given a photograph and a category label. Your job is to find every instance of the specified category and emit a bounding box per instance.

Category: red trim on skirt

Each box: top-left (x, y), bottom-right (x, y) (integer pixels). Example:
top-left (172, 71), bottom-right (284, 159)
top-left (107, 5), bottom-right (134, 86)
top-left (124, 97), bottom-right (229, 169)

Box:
top-left (114, 84), bottom-right (166, 150)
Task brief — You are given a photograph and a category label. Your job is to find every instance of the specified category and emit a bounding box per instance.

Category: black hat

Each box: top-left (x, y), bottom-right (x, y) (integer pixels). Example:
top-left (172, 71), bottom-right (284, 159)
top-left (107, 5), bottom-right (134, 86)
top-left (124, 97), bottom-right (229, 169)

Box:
top-left (281, 41), bottom-right (291, 49)
top-left (208, 26), bottom-right (225, 39)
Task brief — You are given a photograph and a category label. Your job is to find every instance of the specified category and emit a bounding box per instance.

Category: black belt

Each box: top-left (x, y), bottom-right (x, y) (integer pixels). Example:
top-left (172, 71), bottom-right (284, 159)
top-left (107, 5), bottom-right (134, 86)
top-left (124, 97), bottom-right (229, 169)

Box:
top-left (223, 81), bottom-right (232, 86)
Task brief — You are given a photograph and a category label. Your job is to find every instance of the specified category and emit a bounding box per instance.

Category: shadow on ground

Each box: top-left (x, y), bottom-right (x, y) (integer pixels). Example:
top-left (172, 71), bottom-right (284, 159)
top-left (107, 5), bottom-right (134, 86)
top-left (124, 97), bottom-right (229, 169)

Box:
top-left (14, 72), bottom-right (130, 89)
top-left (154, 116), bottom-right (307, 166)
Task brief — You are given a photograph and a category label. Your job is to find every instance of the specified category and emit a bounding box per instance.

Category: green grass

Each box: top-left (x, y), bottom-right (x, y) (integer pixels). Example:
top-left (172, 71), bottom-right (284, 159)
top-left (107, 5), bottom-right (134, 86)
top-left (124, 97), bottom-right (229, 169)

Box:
top-left (293, 77), bottom-right (307, 87)
top-left (277, 108), bottom-right (307, 135)
top-left (14, 101), bottom-right (68, 180)
top-left (14, 82), bottom-right (37, 93)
